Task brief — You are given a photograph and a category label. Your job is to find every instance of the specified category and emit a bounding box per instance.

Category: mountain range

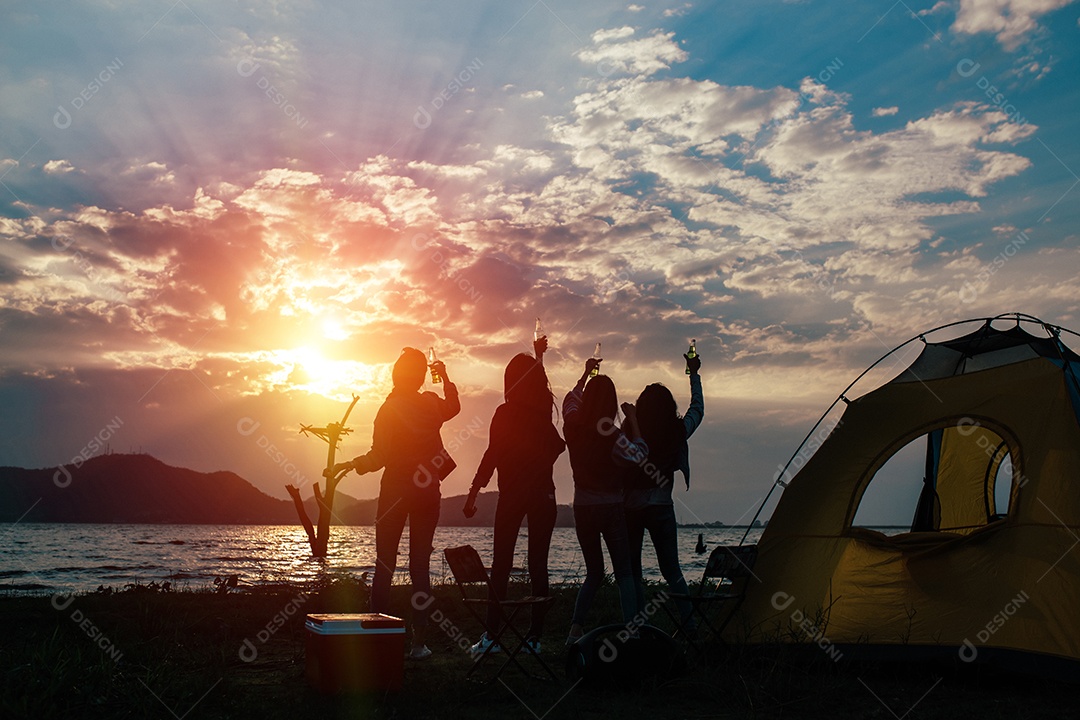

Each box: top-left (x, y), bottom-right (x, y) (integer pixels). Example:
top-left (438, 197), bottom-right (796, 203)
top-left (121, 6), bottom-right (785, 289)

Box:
top-left (0, 453), bottom-right (575, 526)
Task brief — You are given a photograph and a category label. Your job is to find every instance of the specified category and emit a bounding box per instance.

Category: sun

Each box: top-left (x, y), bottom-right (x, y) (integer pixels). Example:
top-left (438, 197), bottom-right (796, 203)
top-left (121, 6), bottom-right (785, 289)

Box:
top-left (321, 317), bottom-right (349, 341)
top-left (263, 345), bottom-right (385, 401)
top-left (291, 346), bottom-right (336, 383)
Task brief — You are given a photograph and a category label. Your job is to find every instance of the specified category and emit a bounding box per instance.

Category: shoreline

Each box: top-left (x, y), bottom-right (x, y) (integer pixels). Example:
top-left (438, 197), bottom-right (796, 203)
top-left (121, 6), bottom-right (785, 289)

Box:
top-left (1, 524), bottom-right (769, 596)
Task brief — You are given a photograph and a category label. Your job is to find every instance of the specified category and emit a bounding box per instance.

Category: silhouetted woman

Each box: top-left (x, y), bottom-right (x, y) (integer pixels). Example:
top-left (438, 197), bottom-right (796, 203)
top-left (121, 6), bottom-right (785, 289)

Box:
top-left (563, 357), bottom-right (645, 643)
top-left (463, 337), bottom-right (565, 656)
top-left (624, 351), bottom-right (703, 624)
top-left (330, 347), bottom-right (459, 660)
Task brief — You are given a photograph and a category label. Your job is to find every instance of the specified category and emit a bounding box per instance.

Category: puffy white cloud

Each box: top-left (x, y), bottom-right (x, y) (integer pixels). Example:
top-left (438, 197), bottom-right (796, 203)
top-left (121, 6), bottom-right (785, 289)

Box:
top-left (576, 27), bottom-right (687, 76)
top-left (591, 26), bottom-right (636, 43)
top-left (663, 4), bottom-right (693, 17)
top-left (952, 0), bottom-right (1078, 49)
top-left (919, 0), bottom-right (952, 15)
top-left (43, 159), bottom-right (75, 174)
top-left (120, 160), bottom-right (176, 186)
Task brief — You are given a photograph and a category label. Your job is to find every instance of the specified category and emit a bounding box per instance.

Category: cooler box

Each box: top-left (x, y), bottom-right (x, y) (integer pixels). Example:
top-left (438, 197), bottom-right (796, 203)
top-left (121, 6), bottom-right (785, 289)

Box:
top-left (305, 613), bottom-right (405, 693)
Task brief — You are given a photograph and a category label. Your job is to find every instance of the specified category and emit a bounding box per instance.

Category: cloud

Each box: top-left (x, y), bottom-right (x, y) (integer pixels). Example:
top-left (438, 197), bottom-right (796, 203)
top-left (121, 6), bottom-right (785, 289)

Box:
top-left (537, 35), bottom-right (1054, 348)
top-left (663, 4), bottom-right (693, 17)
top-left (576, 27), bottom-right (688, 76)
top-left (591, 26), bottom-right (636, 43)
top-left (3, 22), bottom-right (1054, 403)
top-left (43, 159), bottom-right (75, 175)
top-left (872, 106), bottom-right (899, 117)
top-left (952, 0), bottom-right (1078, 50)
top-left (120, 160), bottom-right (176, 186)
top-left (919, 0), bottom-right (952, 15)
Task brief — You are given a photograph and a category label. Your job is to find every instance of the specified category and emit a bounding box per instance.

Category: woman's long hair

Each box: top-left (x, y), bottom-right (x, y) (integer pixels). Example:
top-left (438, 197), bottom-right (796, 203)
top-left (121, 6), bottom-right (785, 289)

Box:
top-left (636, 383), bottom-right (684, 458)
top-left (504, 353), bottom-right (556, 418)
top-left (577, 374), bottom-right (617, 438)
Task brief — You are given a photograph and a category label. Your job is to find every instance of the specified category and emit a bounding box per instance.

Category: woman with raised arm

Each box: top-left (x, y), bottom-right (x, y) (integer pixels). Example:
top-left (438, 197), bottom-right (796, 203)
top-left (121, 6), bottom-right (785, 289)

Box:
top-left (327, 347), bottom-right (459, 660)
top-left (463, 336), bottom-right (565, 657)
top-left (624, 350), bottom-right (704, 627)
top-left (563, 357), bottom-right (646, 644)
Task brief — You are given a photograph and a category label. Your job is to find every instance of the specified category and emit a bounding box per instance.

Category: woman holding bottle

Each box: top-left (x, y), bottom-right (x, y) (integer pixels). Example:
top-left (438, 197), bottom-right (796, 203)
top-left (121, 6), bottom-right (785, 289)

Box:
top-left (328, 347), bottom-right (459, 660)
top-left (464, 337), bottom-right (565, 656)
top-left (624, 350), bottom-right (704, 626)
top-left (563, 356), bottom-right (646, 643)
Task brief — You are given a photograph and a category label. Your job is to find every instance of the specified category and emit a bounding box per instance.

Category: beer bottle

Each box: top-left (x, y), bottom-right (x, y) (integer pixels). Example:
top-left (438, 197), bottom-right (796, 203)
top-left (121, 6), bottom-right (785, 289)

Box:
top-left (590, 342), bottom-right (602, 378)
top-left (428, 347), bottom-right (442, 384)
top-left (686, 338), bottom-right (697, 375)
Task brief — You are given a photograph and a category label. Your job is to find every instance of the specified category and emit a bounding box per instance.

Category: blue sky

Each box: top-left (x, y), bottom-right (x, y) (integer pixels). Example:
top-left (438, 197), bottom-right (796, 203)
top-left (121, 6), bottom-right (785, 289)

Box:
top-left (1, 0), bottom-right (1079, 525)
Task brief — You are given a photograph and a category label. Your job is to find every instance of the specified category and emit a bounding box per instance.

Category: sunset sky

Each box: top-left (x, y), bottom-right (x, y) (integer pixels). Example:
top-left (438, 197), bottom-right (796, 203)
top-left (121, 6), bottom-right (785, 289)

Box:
top-left (2, 0), bottom-right (1079, 525)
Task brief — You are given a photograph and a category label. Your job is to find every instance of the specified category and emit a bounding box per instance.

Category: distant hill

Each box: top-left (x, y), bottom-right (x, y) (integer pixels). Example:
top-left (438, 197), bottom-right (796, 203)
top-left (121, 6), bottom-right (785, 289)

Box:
top-left (0, 453), bottom-right (573, 526)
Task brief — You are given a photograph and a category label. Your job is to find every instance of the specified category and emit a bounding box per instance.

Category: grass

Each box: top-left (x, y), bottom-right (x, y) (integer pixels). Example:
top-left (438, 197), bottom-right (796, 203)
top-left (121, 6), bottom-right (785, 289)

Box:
top-left (1, 576), bottom-right (1076, 719)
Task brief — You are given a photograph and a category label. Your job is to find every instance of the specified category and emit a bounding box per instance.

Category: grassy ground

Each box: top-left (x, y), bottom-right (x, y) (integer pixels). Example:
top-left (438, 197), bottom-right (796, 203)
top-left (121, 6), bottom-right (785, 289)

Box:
top-left (1, 576), bottom-right (1075, 719)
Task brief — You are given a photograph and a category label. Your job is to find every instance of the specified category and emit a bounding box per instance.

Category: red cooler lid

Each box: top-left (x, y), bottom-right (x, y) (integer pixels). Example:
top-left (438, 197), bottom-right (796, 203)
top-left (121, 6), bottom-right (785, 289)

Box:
top-left (305, 613), bottom-right (405, 635)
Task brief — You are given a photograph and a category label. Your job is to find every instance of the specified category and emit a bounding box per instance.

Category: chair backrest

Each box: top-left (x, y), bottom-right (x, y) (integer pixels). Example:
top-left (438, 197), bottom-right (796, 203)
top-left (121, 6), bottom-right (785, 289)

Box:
top-left (700, 544), bottom-right (757, 591)
top-left (444, 545), bottom-right (490, 586)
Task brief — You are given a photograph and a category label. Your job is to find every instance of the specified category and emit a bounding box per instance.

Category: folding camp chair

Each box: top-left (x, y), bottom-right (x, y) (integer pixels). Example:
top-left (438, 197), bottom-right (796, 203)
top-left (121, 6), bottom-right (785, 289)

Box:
top-left (443, 545), bottom-right (557, 681)
top-left (662, 544), bottom-right (757, 655)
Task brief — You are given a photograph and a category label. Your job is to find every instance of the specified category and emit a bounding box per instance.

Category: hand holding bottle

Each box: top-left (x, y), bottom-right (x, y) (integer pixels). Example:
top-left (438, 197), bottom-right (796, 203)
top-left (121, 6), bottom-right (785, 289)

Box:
top-left (427, 347), bottom-right (443, 384)
top-left (589, 342), bottom-right (602, 377)
top-left (685, 339), bottom-right (697, 375)
top-left (684, 352), bottom-right (701, 375)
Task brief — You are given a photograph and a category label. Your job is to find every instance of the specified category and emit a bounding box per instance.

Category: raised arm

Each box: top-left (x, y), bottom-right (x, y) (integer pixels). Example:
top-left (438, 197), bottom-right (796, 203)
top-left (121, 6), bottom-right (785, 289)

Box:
top-left (562, 384), bottom-right (583, 425)
top-left (684, 353), bottom-right (704, 439)
top-left (431, 360), bottom-right (461, 420)
top-left (561, 362), bottom-right (587, 425)
top-left (533, 335), bottom-right (548, 366)
top-left (562, 358), bottom-right (600, 424)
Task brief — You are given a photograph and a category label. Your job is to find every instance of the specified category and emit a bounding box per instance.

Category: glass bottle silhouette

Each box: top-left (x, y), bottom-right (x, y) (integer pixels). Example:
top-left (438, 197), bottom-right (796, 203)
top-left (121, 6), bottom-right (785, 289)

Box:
top-left (590, 342), bottom-right (602, 378)
top-left (534, 317), bottom-right (545, 342)
top-left (686, 338), bottom-right (697, 374)
top-left (428, 346), bottom-right (442, 384)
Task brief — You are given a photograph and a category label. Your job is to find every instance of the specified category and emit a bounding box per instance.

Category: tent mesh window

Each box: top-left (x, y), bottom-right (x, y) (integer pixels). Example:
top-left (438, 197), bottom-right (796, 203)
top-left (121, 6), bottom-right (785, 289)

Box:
top-left (910, 423), bottom-right (1014, 533)
top-left (853, 421), bottom-right (1016, 535)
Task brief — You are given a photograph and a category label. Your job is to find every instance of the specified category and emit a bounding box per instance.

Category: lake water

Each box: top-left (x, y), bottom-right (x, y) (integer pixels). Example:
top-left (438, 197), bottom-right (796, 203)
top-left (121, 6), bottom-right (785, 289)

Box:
top-left (0, 523), bottom-right (766, 594)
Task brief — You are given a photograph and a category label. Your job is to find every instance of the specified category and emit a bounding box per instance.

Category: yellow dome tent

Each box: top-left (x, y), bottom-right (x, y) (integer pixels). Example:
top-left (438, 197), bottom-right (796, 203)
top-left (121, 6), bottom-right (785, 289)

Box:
top-left (734, 314), bottom-right (1080, 669)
